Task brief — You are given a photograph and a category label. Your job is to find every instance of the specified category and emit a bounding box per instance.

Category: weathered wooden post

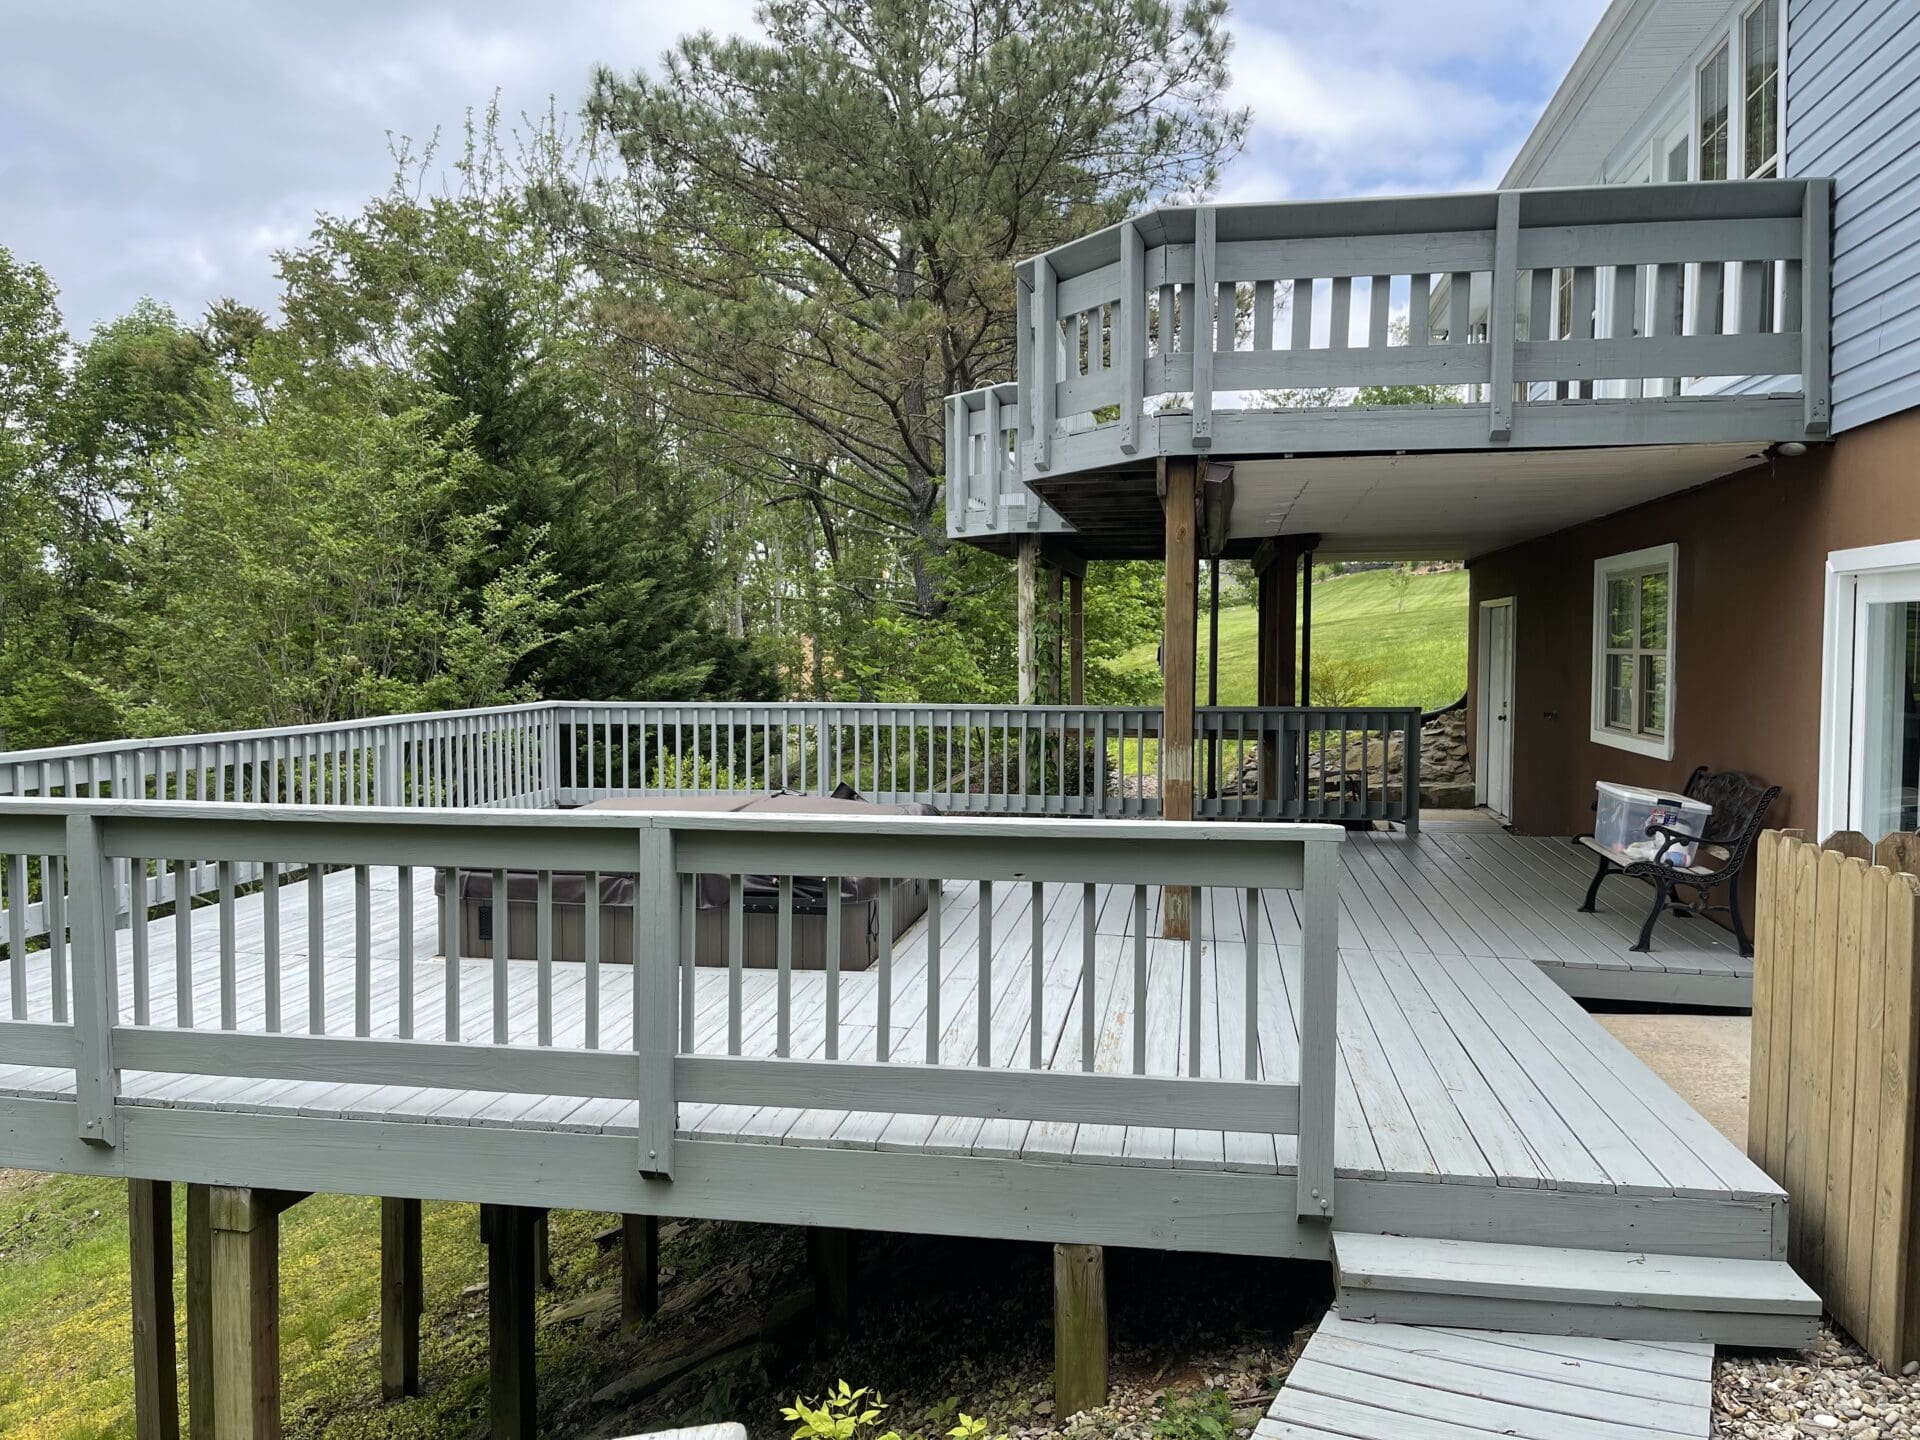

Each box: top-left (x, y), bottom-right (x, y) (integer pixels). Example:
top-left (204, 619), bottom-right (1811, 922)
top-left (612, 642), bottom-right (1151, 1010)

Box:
top-left (1254, 539), bottom-right (1306, 813)
top-left (622, 1214), bottom-right (660, 1325)
top-left (380, 1198), bottom-right (423, 1401)
top-left (206, 1187), bottom-right (297, 1440)
top-left (1067, 568), bottom-right (1086, 706)
top-left (1162, 456), bottom-right (1199, 939)
top-left (129, 1178), bottom-right (180, 1440)
top-left (482, 1204), bottom-right (541, 1440)
top-left (808, 1227), bottom-right (853, 1348)
top-left (187, 1185), bottom-right (212, 1440)
top-left (1053, 1243), bottom-right (1108, 1415)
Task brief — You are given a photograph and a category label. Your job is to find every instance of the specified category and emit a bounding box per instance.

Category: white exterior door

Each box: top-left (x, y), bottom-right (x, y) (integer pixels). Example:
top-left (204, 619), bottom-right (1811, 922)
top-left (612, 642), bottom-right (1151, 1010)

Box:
top-left (1478, 599), bottom-right (1516, 821)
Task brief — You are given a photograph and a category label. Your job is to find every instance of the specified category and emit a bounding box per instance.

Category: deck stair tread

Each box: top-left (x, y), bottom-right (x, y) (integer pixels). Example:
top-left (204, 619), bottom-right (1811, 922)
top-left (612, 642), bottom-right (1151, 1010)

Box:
top-left (1260, 1310), bottom-right (1714, 1440)
top-left (1332, 1233), bottom-right (1818, 1347)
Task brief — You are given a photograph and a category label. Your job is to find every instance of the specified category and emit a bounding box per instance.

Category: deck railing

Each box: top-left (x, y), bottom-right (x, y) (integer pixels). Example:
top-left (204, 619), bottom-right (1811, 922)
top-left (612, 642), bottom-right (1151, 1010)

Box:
top-left (948, 178), bottom-right (1833, 531)
top-left (0, 699), bottom-right (1415, 947)
top-left (0, 800), bottom-right (1342, 1220)
top-left (553, 701), bottom-right (1419, 829)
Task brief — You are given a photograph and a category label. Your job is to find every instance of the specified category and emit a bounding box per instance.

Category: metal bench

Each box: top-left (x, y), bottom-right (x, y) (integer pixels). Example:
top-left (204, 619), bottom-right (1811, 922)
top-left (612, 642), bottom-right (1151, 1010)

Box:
top-left (1575, 767), bottom-right (1780, 957)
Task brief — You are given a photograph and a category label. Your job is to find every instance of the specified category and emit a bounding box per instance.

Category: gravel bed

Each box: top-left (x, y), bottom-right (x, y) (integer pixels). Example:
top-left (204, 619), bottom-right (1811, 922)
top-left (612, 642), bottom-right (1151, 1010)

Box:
top-left (1716, 1325), bottom-right (1920, 1438)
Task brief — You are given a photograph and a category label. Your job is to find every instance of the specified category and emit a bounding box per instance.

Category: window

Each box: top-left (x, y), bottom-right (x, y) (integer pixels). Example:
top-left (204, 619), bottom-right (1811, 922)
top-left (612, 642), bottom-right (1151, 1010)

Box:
top-left (1818, 542), bottom-right (1920, 837)
top-left (1697, 42), bottom-right (1730, 180)
top-left (1743, 0), bottom-right (1781, 177)
top-left (1592, 544), bottom-right (1677, 759)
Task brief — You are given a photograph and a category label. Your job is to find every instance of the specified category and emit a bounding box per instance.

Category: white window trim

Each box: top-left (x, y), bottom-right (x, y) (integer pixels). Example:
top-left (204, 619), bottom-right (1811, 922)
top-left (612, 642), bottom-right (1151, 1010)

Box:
top-left (1816, 539), bottom-right (1920, 837)
top-left (1591, 542), bottom-right (1678, 760)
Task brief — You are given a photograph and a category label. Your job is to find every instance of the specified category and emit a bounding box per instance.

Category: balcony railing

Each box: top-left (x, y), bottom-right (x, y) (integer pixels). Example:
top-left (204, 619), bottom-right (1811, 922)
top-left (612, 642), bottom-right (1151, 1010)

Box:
top-left (946, 178), bottom-right (1832, 524)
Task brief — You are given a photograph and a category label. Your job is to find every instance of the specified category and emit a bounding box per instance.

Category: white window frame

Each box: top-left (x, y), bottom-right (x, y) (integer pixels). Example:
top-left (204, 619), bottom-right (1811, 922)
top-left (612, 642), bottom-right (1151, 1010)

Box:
top-left (1816, 539), bottom-right (1920, 837)
top-left (1591, 543), bottom-right (1678, 760)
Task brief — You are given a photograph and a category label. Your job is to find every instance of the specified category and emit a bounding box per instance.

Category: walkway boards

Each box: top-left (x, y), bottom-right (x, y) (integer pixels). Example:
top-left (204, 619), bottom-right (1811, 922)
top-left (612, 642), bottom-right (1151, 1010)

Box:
top-left (1260, 1311), bottom-right (1716, 1440)
top-left (1342, 831), bottom-right (1752, 1008)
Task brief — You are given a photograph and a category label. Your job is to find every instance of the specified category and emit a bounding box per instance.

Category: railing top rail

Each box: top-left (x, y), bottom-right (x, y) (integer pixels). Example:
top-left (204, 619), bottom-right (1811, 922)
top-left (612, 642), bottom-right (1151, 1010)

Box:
top-left (1, 797), bottom-right (1343, 891)
top-left (1021, 177), bottom-right (1828, 282)
top-left (0, 700), bottom-right (553, 768)
top-left (0, 796), bottom-right (1343, 845)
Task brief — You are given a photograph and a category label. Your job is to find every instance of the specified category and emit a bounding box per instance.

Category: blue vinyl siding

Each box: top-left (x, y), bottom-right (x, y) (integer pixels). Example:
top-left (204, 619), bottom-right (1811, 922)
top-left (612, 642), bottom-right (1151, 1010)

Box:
top-left (1789, 0), bottom-right (1920, 433)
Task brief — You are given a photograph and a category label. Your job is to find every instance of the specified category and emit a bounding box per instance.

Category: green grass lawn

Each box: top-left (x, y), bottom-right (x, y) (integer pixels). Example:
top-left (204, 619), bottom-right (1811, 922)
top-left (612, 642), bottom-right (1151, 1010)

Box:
top-left (1115, 566), bottom-right (1468, 711)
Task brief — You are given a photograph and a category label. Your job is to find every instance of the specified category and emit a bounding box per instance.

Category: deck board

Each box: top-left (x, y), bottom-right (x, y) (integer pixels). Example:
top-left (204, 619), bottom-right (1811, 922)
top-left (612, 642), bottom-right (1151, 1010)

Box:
top-left (1261, 1311), bottom-right (1713, 1439)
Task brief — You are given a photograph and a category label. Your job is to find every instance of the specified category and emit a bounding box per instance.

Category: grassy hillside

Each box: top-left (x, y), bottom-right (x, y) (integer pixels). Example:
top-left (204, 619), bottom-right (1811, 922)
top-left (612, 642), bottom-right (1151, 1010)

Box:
top-left (1116, 566), bottom-right (1468, 711)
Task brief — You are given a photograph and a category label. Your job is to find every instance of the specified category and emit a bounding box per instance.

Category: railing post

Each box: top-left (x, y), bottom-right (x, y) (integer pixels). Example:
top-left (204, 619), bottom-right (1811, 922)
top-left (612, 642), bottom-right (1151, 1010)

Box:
top-left (543, 705), bottom-right (562, 806)
top-left (1028, 258), bottom-right (1055, 474)
top-left (1801, 177), bottom-right (1832, 437)
top-left (1296, 835), bottom-right (1340, 1220)
top-left (1119, 221), bottom-right (1146, 456)
top-left (635, 823), bottom-right (677, 1179)
top-left (1190, 206), bottom-right (1215, 450)
top-left (65, 810), bottom-right (119, 1147)
top-left (1488, 191), bottom-right (1520, 442)
top-left (1402, 710), bottom-right (1421, 838)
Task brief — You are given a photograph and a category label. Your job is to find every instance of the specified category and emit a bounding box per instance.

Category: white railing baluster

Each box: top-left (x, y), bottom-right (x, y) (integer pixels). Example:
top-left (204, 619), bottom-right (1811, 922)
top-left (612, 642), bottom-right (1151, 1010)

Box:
top-left (535, 870), bottom-right (552, 1047)
top-left (776, 874), bottom-right (793, 1058)
top-left (174, 857), bottom-right (193, 1027)
top-left (583, 868), bottom-right (599, 1050)
top-left (825, 875), bottom-right (841, 1062)
top-left (218, 859), bottom-right (236, 1029)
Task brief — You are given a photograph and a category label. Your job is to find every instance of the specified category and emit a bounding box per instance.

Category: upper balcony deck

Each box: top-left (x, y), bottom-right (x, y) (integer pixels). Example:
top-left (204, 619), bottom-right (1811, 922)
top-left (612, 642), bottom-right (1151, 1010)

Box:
top-left (947, 179), bottom-right (1831, 552)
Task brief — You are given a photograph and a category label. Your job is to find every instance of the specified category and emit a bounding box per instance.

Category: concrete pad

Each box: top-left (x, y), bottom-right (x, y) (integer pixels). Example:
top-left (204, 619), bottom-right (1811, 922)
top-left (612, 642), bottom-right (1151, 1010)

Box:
top-left (1595, 1011), bottom-right (1751, 1148)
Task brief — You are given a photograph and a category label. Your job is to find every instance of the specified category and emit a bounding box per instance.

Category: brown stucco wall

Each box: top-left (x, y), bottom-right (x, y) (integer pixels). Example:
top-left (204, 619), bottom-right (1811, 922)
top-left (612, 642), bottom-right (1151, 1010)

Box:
top-left (1466, 405), bottom-right (1920, 840)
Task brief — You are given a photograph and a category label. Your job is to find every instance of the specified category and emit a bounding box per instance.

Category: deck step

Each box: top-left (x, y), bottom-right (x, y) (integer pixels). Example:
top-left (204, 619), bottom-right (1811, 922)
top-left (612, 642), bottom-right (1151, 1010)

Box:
top-left (1261, 1310), bottom-right (1715, 1439)
top-left (1332, 1232), bottom-right (1819, 1349)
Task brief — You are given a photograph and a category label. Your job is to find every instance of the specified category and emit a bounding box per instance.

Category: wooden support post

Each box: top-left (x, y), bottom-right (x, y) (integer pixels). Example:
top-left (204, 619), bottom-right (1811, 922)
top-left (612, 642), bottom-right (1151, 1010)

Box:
top-left (1161, 458), bottom-right (1198, 939)
top-left (1300, 549), bottom-right (1316, 704)
top-left (1053, 1244), bottom-right (1108, 1416)
top-left (1067, 570), bottom-right (1085, 706)
top-left (807, 1226), bottom-right (853, 1349)
top-left (1254, 541), bottom-right (1302, 809)
top-left (1047, 563), bottom-right (1065, 704)
top-left (207, 1187), bottom-right (286, 1440)
top-left (621, 1214), bottom-right (659, 1325)
top-left (482, 1204), bottom-right (540, 1440)
top-left (187, 1184), bottom-right (212, 1440)
top-left (380, 1198), bottom-right (423, 1401)
top-left (1016, 536), bottom-right (1039, 705)
top-left (1206, 558), bottom-right (1221, 798)
top-left (534, 1212), bottom-right (554, 1291)
top-left (130, 1179), bottom-right (181, 1440)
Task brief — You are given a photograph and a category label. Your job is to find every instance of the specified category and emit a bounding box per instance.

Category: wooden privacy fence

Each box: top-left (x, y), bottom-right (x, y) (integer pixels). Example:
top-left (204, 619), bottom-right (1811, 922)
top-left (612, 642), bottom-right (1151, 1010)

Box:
top-left (1751, 827), bottom-right (1920, 1370)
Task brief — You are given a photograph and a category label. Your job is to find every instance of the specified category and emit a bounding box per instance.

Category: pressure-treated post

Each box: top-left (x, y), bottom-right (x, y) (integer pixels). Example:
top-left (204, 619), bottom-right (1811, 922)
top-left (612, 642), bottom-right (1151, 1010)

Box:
top-left (207, 1187), bottom-right (286, 1440)
top-left (380, 1198), bottom-right (423, 1400)
top-left (1067, 570), bottom-right (1086, 706)
top-left (808, 1227), bottom-right (853, 1349)
top-left (621, 1214), bottom-right (659, 1325)
top-left (1161, 457), bottom-right (1199, 939)
top-left (1047, 563), bottom-right (1065, 704)
top-left (1053, 1243), bottom-right (1108, 1415)
top-left (187, 1185), bottom-right (212, 1440)
top-left (130, 1178), bottom-right (181, 1440)
top-left (482, 1204), bottom-right (540, 1440)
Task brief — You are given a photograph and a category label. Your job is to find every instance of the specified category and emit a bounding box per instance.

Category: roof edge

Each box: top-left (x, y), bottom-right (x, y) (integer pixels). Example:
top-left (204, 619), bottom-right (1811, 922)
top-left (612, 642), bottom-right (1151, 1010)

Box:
top-left (1500, 0), bottom-right (1653, 189)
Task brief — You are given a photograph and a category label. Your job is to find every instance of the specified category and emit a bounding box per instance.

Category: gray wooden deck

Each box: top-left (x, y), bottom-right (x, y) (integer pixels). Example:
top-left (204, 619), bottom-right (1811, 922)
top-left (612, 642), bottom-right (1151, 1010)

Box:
top-left (1346, 831), bottom-right (1752, 1008)
top-left (0, 830), bottom-right (1778, 1261)
top-left (1260, 1311), bottom-right (1715, 1440)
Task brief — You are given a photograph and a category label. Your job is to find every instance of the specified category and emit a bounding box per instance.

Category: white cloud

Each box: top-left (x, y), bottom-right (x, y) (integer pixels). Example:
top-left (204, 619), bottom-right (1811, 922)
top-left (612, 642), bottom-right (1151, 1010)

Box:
top-left (0, 0), bottom-right (1609, 334)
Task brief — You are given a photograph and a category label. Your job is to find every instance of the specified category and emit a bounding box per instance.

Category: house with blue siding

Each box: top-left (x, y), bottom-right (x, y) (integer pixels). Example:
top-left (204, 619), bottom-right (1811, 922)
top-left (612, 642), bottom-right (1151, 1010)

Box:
top-left (1467, 0), bottom-right (1920, 847)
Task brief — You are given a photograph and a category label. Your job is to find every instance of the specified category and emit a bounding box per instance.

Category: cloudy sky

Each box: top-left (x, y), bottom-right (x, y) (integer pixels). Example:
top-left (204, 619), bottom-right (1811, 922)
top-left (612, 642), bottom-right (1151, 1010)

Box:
top-left (2, 0), bottom-right (1608, 337)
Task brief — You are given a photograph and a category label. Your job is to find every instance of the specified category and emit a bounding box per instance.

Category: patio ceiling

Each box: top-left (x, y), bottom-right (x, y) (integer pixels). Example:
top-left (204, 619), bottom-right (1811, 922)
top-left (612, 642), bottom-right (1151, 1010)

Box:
top-left (1025, 440), bottom-right (1773, 562)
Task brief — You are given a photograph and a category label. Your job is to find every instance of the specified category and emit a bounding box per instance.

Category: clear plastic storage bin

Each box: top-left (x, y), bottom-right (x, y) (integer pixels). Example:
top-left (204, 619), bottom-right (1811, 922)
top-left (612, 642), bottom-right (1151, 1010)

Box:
top-left (1594, 781), bottom-right (1712, 866)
